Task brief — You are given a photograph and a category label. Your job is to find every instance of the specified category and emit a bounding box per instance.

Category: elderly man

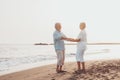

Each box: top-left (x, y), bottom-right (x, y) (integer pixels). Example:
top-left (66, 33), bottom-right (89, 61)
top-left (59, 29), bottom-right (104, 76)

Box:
top-left (53, 23), bottom-right (67, 73)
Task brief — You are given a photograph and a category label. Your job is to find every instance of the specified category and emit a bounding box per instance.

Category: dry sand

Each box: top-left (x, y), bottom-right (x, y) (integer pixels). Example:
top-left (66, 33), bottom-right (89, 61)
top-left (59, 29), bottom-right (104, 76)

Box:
top-left (0, 59), bottom-right (120, 80)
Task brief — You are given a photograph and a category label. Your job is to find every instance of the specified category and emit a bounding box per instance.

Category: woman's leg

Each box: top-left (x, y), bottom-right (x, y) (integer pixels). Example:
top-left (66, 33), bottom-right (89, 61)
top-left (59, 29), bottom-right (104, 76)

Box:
top-left (80, 49), bottom-right (86, 71)
top-left (81, 62), bottom-right (85, 71)
top-left (76, 50), bottom-right (81, 71)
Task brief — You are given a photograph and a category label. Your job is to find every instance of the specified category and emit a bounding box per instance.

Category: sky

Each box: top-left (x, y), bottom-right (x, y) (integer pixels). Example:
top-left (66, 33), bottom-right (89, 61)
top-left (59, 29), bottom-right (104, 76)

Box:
top-left (0, 0), bottom-right (120, 44)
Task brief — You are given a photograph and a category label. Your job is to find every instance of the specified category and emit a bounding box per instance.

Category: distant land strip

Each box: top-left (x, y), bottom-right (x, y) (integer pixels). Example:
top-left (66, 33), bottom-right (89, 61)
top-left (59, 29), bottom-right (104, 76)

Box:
top-left (34, 43), bottom-right (120, 45)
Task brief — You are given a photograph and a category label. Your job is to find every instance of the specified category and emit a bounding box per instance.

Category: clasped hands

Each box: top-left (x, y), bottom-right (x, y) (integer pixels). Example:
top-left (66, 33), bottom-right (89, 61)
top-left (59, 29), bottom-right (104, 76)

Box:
top-left (61, 37), bottom-right (80, 42)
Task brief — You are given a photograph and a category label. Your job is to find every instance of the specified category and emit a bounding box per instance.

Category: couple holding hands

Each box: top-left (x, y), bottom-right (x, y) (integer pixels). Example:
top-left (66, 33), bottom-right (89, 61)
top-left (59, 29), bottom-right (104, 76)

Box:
top-left (53, 22), bottom-right (87, 73)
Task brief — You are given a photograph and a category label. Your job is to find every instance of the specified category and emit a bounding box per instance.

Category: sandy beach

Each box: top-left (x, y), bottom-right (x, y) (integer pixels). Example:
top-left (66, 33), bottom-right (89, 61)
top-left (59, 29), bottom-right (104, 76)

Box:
top-left (0, 59), bottom-right (120, 80)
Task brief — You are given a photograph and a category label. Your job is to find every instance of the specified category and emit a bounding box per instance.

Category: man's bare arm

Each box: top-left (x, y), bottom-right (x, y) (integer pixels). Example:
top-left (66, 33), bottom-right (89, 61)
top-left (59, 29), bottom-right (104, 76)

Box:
top-left (61, 37), bottom-right (67, 40)
top-left (65, 38), bottom-right (80, 42)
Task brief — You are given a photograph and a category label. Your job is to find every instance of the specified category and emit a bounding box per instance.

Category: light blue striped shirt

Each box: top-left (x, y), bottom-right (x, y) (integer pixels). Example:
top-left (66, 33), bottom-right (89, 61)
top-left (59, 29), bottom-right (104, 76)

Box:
top-left (53, 30), bottom-right (66, 51)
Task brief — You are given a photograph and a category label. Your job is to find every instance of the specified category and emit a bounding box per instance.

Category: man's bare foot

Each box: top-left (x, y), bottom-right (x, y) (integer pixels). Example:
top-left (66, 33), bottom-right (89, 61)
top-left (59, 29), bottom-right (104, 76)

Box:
top-left (59, 70), bottom-right (67, 73)
top-left (56, 69), bottom-right (60, 73)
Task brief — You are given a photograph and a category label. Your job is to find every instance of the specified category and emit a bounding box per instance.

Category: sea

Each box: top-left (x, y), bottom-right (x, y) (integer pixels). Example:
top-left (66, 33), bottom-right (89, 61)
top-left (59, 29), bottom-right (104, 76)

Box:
top-left (0, 44), bottom-right (120, 75)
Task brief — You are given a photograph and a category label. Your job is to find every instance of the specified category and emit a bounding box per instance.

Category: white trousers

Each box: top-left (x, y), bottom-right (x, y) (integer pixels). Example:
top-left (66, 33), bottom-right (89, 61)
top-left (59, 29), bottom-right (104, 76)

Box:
top-left (56, 50), bottom-right (65, 66)
top-left (76, 49), bottom-right (85, 62)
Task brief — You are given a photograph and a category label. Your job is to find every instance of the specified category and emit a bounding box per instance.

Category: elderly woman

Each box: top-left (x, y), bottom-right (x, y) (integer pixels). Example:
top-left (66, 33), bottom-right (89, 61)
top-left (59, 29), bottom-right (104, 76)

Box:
top-left (67, 22), bottom-right (87, 73)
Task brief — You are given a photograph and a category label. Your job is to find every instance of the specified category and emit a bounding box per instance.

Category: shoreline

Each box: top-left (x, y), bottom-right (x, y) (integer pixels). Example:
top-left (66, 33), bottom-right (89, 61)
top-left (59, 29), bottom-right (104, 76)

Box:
top-left (0, 51), bottom-right (120, 76)
top-left (0, 59), bottom-right (120, 80)
top-left (0, 59), bottom-right (57, 76)
top-left (0, 44), bottom-right (120, 78)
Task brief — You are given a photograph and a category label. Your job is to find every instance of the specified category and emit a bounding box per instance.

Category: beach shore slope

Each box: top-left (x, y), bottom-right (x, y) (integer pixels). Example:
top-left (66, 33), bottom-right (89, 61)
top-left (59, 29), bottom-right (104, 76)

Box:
top-left (0, 59), bottom-right (120, 80)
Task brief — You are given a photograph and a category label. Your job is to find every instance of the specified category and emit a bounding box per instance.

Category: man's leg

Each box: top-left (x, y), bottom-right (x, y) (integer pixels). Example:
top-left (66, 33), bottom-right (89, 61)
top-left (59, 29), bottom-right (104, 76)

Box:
top-left (56, 65), bottom-right (59, 72)
top-left (60, 50), bottom-right (64, 71)
top-left (77, 62), bottom-right (81, 70)
top-left (56, 50), bottom-right (61, 72)
top-left (62, 50), bottom-right (65, 65)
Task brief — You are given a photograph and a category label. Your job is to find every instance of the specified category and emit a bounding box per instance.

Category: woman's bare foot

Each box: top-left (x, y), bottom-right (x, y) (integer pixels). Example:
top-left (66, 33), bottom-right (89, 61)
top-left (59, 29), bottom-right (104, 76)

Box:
top-left (81, 69), bottom-right (86, 73)
top-left (74, 70), bottom-right (81, 74)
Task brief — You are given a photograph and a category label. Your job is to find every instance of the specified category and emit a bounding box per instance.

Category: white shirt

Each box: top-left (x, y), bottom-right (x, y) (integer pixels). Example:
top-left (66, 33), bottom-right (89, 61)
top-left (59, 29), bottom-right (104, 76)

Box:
top-left (77, 29), bottom-right (87, 50)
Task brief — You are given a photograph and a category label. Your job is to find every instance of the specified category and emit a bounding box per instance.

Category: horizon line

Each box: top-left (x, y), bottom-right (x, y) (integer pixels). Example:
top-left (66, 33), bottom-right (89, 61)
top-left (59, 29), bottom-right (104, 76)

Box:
top-left (0, 42), bottom-right (120, 45)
